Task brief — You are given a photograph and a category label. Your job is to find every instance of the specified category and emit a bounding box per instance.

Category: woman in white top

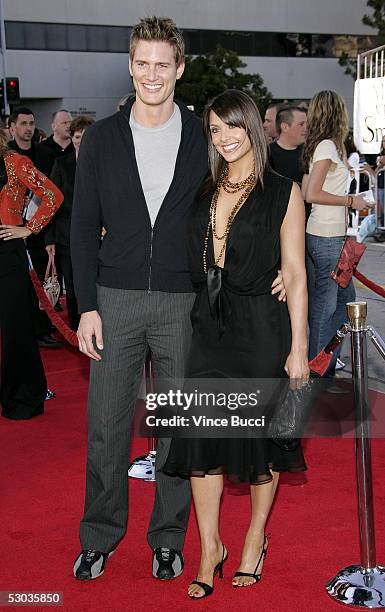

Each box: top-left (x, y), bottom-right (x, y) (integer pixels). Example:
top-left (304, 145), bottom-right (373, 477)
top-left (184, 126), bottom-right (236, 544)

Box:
top-left (302, 91), bottom-right (369, 376)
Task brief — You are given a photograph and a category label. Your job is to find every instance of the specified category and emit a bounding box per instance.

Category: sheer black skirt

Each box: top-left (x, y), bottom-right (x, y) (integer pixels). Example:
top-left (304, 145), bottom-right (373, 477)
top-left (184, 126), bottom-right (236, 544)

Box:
top-left (163, 291), bottom-right (307, 484)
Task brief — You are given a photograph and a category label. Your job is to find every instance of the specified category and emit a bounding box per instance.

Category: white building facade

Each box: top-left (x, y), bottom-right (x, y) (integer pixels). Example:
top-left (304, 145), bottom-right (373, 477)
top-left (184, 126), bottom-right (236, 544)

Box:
top-left (4, 0), bottom-right (374, 130)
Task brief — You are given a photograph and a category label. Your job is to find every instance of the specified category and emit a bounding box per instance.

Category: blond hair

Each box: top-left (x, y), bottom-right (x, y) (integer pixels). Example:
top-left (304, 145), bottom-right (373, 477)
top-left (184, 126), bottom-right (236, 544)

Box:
top-left (302, 90), bottom-right (349, 172)
top-left (129, 16), bottom-right (185, 65)
top-left (0, 128), bottom-right (9, 158)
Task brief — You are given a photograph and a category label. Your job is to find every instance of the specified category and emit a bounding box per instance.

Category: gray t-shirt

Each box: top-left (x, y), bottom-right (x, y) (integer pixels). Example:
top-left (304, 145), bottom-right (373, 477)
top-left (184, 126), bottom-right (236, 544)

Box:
top-left (130, 104), bottom-right (182, 226)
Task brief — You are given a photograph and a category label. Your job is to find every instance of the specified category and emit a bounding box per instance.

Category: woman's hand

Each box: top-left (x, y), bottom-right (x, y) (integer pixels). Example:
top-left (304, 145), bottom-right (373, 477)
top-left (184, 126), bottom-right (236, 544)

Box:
top-left (284, 349), bottom-right (310, 389)
top-left (351, 195), bottom-right (371, 211)
top-left (0, 225), bottom-right (32, 240)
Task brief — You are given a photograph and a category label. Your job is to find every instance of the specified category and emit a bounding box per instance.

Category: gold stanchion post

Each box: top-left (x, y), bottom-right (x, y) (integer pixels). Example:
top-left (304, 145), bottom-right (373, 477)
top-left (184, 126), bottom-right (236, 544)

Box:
top-left (326, 302), bottom-right (385, 608)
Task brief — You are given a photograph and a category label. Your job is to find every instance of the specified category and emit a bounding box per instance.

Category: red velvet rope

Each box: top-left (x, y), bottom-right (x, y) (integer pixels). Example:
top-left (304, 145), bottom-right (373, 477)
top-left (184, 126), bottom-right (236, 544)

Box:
top-left (308, 269), bottom-right (385, 376)
top-left (29, 269), bottom-right (79, 347)
top-left (354, 270), bottom-right (385, 299)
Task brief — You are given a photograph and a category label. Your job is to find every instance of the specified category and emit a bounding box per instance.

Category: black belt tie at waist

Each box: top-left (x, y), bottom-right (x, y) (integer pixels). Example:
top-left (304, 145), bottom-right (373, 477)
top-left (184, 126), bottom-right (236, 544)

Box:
top-left (207, 265), bottom-right (232, 337)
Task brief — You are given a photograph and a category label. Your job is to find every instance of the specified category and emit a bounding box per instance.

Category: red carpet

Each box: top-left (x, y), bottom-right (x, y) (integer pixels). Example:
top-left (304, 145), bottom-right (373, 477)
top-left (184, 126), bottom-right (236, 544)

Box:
top-left (1, 341), bottom-right (385, 612)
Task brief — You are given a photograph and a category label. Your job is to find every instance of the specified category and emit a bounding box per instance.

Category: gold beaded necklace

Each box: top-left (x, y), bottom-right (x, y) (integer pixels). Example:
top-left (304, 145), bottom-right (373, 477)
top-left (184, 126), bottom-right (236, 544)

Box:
top-left (203, 165), bottom-right (256, 273)
top-left (221, 164), bottom-right (256, 194)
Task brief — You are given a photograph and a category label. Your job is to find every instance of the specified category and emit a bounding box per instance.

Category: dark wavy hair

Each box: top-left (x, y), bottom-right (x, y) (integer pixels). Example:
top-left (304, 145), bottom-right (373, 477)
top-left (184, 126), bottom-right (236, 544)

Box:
top-left (202, 89), bottom-right (269, 189)
top-left (69, 115), bottom-right (94, 137)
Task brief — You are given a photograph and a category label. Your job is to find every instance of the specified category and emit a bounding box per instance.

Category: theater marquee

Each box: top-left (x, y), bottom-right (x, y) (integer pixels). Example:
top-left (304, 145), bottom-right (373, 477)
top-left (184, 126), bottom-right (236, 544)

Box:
top-left (354, 77), bottom-right (385, 153)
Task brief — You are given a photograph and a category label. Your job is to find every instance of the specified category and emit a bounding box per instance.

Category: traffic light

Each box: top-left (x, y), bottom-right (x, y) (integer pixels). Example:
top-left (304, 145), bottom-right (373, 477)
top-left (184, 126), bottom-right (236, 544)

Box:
top-left (6, 78), bottom-right (20, 104)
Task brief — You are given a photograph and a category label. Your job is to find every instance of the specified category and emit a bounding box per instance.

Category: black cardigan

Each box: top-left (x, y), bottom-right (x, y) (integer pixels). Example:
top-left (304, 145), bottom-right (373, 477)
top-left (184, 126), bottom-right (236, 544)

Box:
top-left (70, 98), bottom-right (208, 313)
top-left (46, 151), bottom-right (76, 247)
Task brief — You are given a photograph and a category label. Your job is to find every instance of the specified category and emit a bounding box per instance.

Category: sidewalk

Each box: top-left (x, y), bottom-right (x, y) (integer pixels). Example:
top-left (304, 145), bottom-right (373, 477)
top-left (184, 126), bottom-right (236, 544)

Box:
top-left (339, 240), bottom-right (385, 388)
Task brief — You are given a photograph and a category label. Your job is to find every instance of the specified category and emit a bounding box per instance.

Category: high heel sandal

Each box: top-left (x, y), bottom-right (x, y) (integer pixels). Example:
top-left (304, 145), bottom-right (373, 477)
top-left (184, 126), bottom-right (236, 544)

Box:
top-left (232, 534), bottom-right (269, 587)
top-left (188, 544), bottom-right (228, 600)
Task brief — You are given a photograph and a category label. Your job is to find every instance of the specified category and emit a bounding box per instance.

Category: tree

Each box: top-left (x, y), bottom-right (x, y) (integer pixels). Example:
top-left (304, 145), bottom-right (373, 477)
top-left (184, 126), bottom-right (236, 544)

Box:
top-left (176, 46), bottom-right (272, 116)
top-left (363, 0), bottom-right (385, 38)
top-left (339, 0), bottom-right (385, 77)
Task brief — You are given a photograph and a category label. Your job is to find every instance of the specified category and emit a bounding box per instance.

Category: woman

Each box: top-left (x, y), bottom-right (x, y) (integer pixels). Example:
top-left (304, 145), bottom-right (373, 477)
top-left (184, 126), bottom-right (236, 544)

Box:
top-left (0, 128), bottom-right (63, 419)
top-left (46, 115), bottom-right (94, 330)
top-left (302, 91), bottom-right (369, 375)
top-left (163, 90), bottom-right (309, 599)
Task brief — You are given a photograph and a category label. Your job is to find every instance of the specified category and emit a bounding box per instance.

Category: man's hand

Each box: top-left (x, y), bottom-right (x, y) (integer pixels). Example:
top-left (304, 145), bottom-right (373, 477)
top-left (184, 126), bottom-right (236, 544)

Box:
top-left (46, 244), bottom-right (55, 256)
top-left (0, 225), bottom-right (32, 240)
top-left (271, 269), bottom-right (287, 302)
top-left (77, 310), bottom-right (104, 361)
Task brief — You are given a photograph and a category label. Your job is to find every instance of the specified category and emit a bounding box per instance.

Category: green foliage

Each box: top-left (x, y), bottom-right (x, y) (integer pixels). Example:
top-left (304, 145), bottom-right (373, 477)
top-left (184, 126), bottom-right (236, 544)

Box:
top-left (176, 46), bottom-right (272, 116)
top-left (339, 51), bottom-right (358, 79)
top-left (339, 0), bottom-right (385, 78)
top-left (363, 0), bottom-right (385, 39)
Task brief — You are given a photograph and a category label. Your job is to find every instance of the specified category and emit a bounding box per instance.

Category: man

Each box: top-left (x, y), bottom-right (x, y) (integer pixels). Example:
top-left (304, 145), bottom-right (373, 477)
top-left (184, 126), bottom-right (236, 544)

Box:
top-left (40, 110), bottom-right (75, 158)
top-left (263, 102), bottom-right (281, 143)
top-left (46, 115), bottom-right (95, 331)
top-left (40, 110), bottom-right (75, 310)
top-left (71, 16), bottom-right (286, 583)
top-left (269, 105), bottom-right (310, 220)
top-left (269, 106), bottom-right (307, 185)
top-left (9, 107), bottom-right (55, 176)
top-left (9, 108), bottom-right (61, 348)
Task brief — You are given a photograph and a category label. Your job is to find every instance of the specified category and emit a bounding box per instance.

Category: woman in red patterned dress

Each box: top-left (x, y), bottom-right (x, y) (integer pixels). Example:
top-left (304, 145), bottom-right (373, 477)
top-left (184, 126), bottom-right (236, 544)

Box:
top-left (0, 128), bottom-right (63, 419)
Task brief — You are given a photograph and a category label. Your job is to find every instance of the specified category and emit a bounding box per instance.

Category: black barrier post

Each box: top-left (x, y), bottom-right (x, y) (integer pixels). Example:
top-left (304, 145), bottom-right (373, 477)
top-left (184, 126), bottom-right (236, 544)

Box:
top-left (326, 302), bottom-right (385, 608)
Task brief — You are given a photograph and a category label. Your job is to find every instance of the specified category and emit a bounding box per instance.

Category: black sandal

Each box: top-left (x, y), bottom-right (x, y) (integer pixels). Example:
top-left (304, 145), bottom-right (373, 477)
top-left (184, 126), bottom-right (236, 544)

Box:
top-left (232, 534), bottom-right (269, 587)
top-left (188, 544), bottom-right (228, 600)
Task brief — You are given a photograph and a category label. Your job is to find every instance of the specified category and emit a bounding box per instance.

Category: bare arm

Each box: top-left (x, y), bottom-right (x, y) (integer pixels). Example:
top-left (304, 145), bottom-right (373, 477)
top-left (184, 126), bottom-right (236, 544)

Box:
top-left (301, 174), bottom-right (309, 200)
top-left (306, 159), bottom-right (369, 211)
top-left (280, 183), bottom-right (309, 382)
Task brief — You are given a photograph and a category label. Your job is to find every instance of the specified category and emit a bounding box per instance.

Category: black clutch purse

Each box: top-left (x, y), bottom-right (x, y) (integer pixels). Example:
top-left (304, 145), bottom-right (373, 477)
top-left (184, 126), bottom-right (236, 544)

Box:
top-left (267, 377), bottom-right (319, 452)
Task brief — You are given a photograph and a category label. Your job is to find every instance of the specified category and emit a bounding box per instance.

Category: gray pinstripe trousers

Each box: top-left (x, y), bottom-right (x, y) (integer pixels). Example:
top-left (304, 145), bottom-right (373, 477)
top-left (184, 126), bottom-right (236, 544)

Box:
top-left (79, 286), bottom-right (195, 553)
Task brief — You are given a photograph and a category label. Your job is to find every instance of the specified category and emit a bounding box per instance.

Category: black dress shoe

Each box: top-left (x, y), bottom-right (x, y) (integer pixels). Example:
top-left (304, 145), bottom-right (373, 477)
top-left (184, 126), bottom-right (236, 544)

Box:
top-left (45, 389), bottom-right (56, 401)
top-left (152, 548), bottom-right (184, 580)
top-left (37, 334), bottom-right (62, 348)
top-left (73, 550), bottom-right (114, 580)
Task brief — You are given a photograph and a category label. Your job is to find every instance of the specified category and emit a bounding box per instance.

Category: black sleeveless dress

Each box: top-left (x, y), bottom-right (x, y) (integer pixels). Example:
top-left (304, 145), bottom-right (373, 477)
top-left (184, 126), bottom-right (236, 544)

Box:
top-left (163, 170), bottom-right (307, 484)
